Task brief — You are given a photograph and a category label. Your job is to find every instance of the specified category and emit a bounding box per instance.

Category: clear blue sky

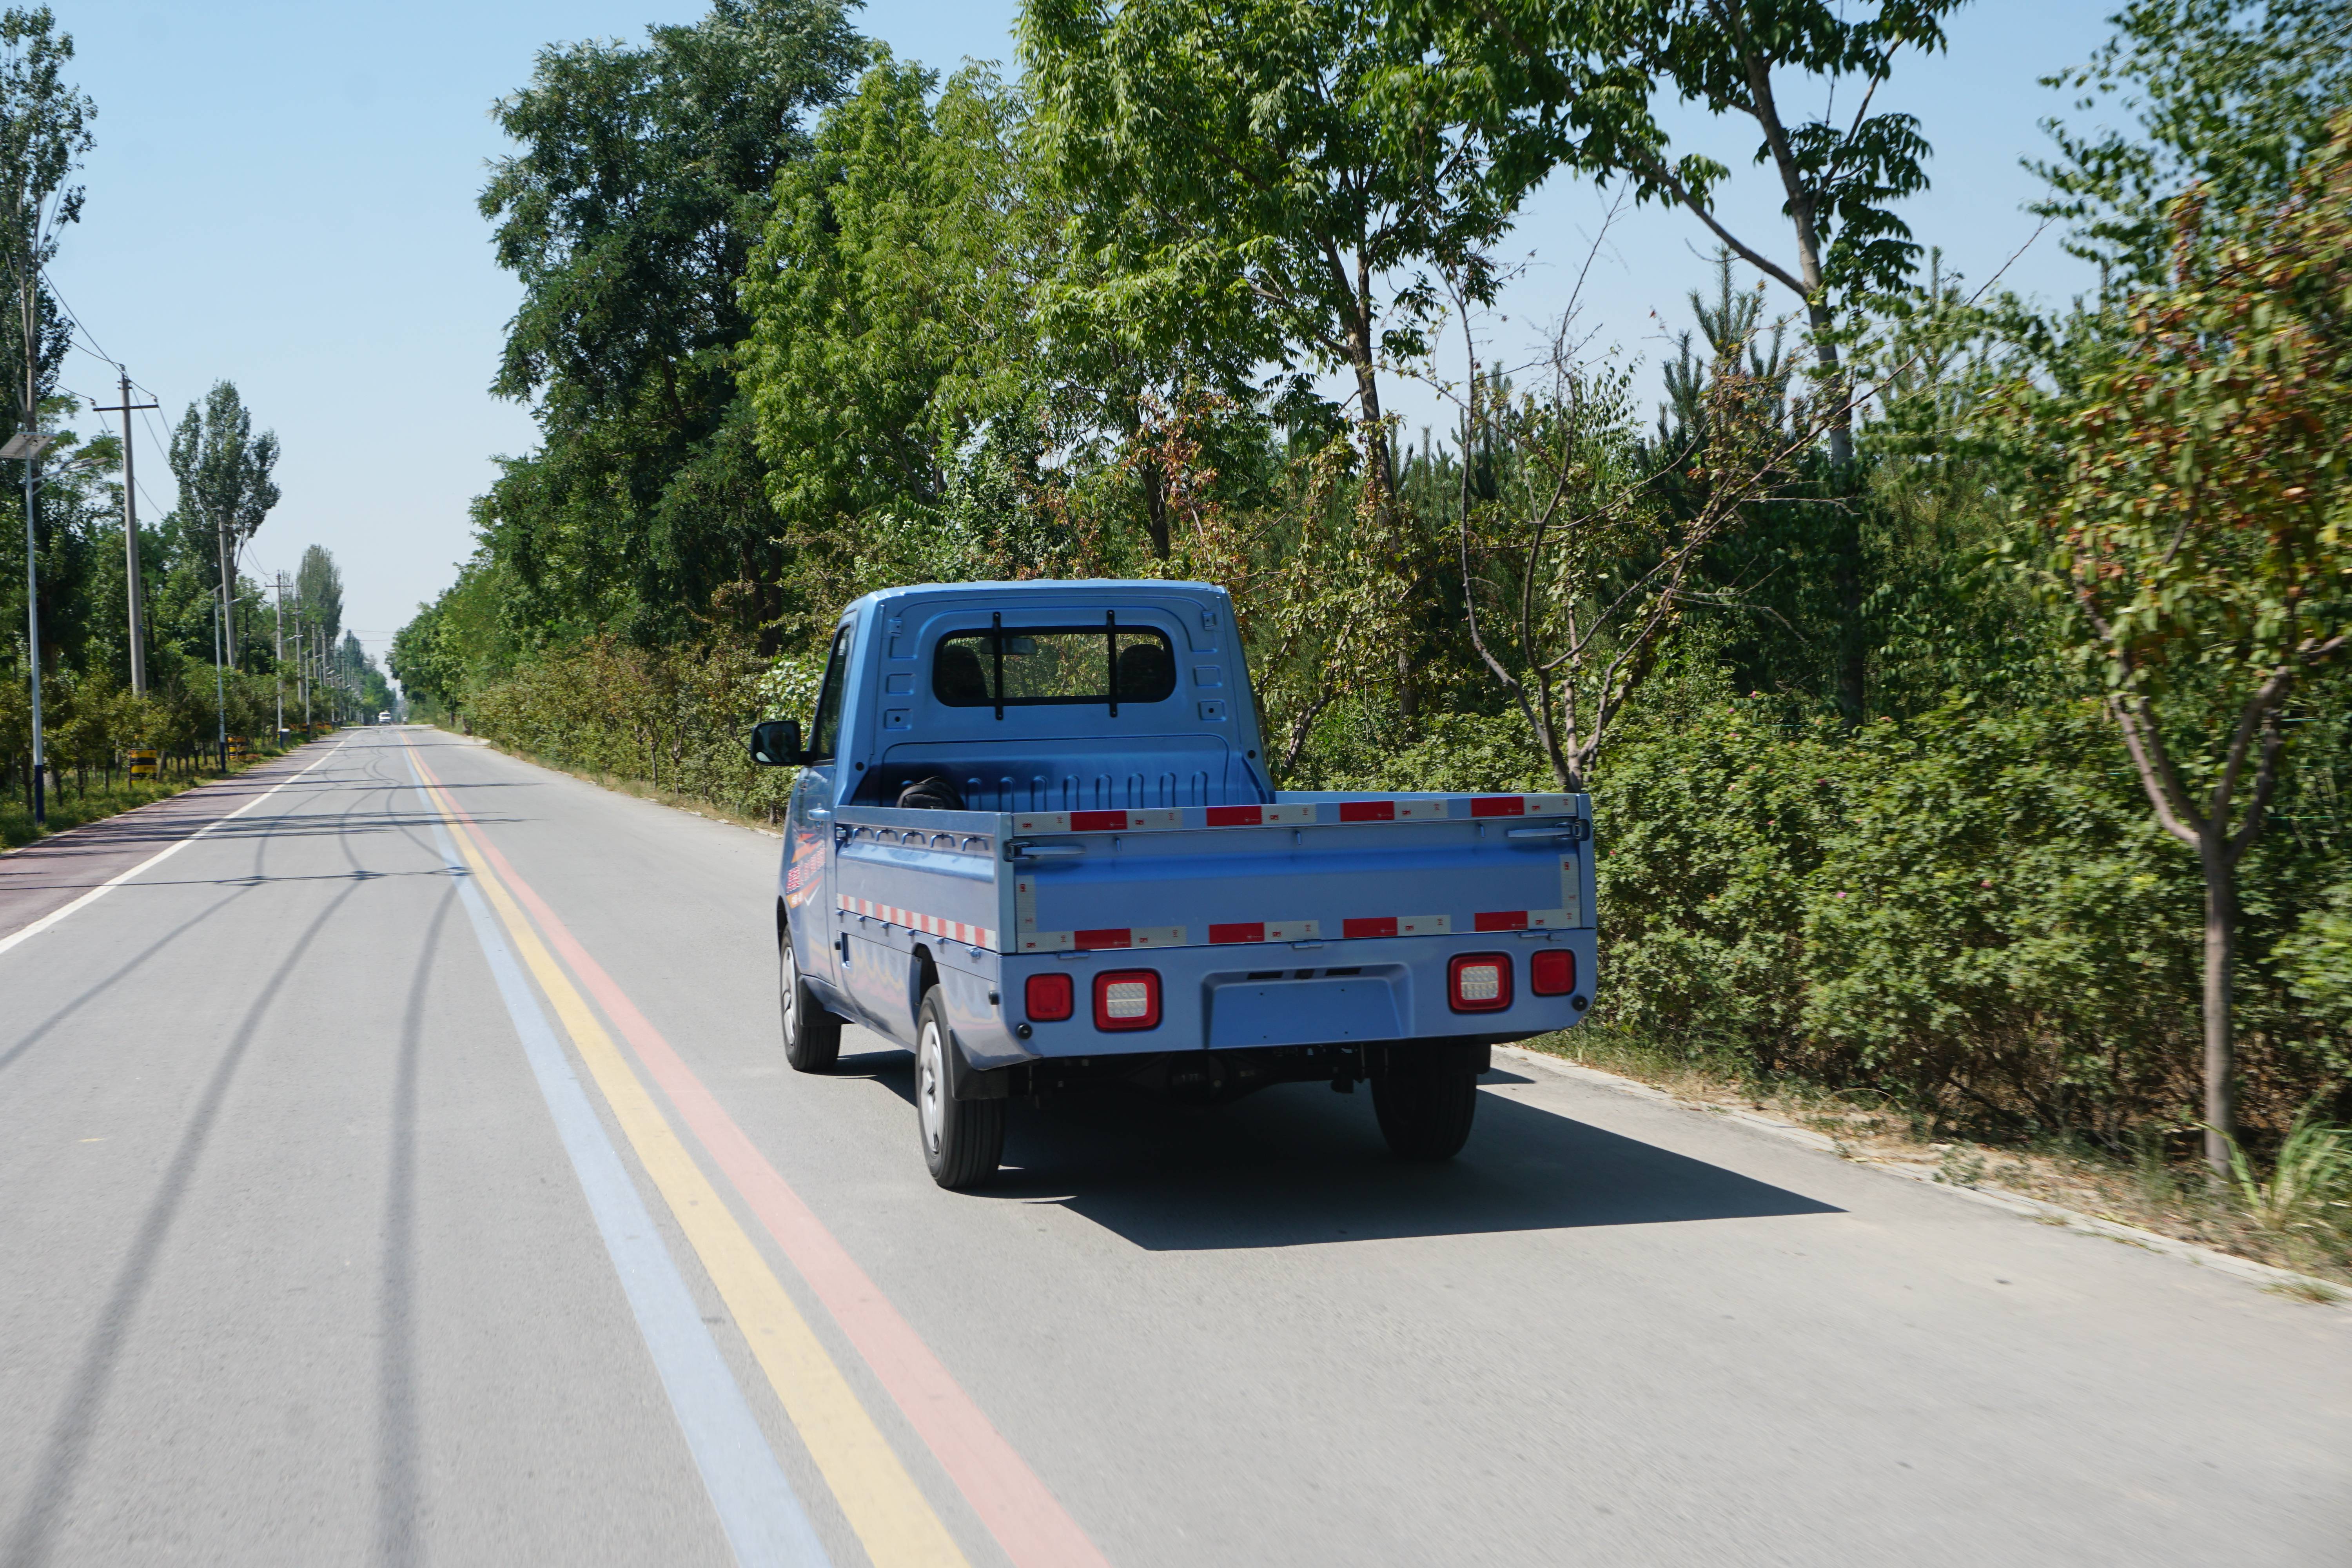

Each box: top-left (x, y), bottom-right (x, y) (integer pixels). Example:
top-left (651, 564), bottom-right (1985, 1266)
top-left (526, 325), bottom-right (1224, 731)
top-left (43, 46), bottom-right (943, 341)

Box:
top-left (49, 0), bottom-right (2120, 676)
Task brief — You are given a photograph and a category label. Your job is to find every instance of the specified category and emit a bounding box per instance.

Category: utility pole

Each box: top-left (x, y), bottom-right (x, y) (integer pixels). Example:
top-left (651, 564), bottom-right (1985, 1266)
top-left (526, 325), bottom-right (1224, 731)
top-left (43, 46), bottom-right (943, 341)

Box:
top-left (298, 602), bottom-right (310, 731)
top-left (93, 373), bottom-right (158, 696)
top-left (214, 502), bottom-right (233, 771)
top-left (211, 574), bottom-right (227, 771)
top-left (272, 572), bottom-right (286, 744)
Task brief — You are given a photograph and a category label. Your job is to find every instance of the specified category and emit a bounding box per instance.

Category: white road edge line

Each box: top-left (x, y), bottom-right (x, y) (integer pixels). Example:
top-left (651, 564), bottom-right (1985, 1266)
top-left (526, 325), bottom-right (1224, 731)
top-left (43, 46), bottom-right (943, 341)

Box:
top-left (0, 742), bottom-right (350, 962)
top-left (401, 744), bottom-right (833, 1568)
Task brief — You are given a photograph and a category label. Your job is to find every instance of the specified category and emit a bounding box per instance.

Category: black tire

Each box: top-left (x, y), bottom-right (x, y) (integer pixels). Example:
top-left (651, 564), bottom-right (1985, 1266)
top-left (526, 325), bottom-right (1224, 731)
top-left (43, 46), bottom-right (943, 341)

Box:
top-left (915, 988), bottom-right (1004, 1190)
top-left (780, 924), bottom-right (842, 1073)
top-left (1371, 1042), bottom-right (1483, 1160)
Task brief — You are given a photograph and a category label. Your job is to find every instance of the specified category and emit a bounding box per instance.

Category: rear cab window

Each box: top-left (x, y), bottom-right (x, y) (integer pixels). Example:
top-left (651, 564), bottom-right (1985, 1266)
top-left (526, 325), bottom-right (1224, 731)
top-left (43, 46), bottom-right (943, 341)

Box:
top-left (932, 625), bottom-right (1176, 710)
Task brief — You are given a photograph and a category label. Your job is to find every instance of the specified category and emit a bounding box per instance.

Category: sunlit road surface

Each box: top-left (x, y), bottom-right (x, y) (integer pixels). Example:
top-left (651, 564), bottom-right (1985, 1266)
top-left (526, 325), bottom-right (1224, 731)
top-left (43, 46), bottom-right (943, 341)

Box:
top-left (2, 730), bottom-right (2346, 1568)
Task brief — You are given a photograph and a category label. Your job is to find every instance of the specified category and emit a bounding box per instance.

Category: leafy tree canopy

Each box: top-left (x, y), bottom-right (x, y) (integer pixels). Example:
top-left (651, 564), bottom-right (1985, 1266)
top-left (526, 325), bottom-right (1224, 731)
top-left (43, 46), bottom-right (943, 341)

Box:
top-left (2033, 0), bottom-right (2352, 286)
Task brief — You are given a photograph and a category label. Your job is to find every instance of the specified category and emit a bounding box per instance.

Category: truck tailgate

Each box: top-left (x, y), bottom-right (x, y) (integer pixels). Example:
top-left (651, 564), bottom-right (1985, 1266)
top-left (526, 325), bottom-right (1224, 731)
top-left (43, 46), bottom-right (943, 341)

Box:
top-left (1007, 793), bottom-right (1589, 953)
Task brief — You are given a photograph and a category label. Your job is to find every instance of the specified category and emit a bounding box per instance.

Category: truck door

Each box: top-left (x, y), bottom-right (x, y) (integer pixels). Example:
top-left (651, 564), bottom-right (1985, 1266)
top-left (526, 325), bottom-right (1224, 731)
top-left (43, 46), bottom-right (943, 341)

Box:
top-left (785, 619), bottom-right (854, 1009)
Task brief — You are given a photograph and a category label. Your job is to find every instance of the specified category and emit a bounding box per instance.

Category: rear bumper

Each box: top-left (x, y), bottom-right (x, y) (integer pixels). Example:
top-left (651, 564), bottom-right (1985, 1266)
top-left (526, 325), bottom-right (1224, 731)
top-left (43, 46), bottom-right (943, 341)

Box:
top-left (938, 929), bottom-right (1594, 1070)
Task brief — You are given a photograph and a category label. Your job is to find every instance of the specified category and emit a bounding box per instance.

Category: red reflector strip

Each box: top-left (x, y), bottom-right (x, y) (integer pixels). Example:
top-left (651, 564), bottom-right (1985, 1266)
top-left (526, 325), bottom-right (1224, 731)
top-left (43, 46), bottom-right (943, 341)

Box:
top-left (1205, 806), bottom-right (1262, 827)
top-left (1069, 810), bottom-right (1128, 831)
top-left (1338, 800), bottom-right (1395, 822)
top-left (1208, 920), bottom-right (1319, 944)
top-left (1470, 795), bottom-right (1526, 817)
top-left (1474, 910), bottom-right (1530, 932)
top-left (1340, 914), bottom-right (1451, 938)
top-left (1020, 926), bottom-right (1185, 953)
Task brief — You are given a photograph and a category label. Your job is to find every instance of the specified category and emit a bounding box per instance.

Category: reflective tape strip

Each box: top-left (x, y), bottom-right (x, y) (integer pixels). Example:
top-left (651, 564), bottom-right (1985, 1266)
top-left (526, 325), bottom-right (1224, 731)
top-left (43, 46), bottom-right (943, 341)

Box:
top-left (1207, 920), bottom-right (1321, 944)
top-left (1011, 809), bottom-right (1186, 833)
top-left (1009, 797), bottom-right (1578, 835)
top-left (1560, 853), bottom-right (1583, 927)
top-left (1332, 799), bottom-right (1450, 822)
top-left (1203, 804), bottom-right (1319, 827)
top-left (1074, 926), bottom-right (1185, 950)
top-left (1471, 907), bottom-right (1575, 932)
top-left (1339, 914), bottom-right (1451, 940)
top-left (837, 893), bottom-right (995, 950)
top-left (1015, 926), bottom-right (1185, 954)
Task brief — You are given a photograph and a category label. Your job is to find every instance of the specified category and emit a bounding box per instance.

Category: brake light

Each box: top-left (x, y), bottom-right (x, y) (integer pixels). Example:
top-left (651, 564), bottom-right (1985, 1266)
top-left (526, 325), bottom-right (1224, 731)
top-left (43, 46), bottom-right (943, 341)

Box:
top-left (1025, 972), bottom-right (1074, 1022)
top-left (1530, 948), bottom-right (1576, 997)
top-left (1448, 953), bottom-right (1512, 1013)
top-left (1093, 969), bottom-right (1161, 1031)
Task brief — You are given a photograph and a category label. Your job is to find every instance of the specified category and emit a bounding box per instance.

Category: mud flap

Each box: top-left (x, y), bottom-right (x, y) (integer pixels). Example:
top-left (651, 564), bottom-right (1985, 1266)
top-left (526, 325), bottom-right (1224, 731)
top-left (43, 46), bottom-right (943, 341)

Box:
top-left (946, 1030), bottom-right (1010, 1100)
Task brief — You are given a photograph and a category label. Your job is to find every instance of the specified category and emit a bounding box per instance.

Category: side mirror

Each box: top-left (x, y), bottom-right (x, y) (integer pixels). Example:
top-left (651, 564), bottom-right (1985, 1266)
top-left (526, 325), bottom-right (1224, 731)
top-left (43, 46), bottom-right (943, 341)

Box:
top-left (747, 719), bottom-right (805, 767)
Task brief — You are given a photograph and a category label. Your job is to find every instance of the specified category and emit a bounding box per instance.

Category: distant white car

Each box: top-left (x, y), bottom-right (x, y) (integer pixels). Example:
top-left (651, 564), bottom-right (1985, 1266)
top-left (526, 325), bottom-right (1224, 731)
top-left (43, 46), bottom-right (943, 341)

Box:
top-left (378, 711), bottom-right (391, 725)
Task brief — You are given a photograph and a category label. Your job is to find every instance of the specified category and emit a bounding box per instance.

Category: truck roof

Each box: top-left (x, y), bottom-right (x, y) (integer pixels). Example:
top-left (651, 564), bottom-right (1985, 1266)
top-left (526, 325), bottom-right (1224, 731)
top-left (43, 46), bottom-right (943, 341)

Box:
top-left (840, 579), bottom-right (1233, 618)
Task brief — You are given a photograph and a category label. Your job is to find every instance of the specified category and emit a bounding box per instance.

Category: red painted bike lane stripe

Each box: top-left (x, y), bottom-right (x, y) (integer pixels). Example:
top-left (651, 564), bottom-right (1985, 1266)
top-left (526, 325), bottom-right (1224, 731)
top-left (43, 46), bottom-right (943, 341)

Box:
top-left (413, 749), bottom-right (1111, 1568)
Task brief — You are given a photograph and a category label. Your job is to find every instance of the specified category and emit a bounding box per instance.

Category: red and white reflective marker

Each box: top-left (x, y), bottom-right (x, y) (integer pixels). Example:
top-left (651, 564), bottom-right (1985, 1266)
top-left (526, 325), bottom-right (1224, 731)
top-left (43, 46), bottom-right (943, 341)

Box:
top-left (838, 894), bottom-right (996, 950)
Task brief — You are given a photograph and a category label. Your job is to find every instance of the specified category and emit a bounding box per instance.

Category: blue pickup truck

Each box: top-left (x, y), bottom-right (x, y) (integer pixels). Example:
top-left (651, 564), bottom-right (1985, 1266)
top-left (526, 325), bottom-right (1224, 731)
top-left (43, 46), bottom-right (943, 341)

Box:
top-left (748, 580), bottom-right (1595, 1188)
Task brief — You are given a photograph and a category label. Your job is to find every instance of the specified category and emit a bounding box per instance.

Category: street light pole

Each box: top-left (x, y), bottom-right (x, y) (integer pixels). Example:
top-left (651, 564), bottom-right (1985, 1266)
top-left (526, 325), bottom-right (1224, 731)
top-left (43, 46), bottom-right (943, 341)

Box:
top-left (9, 421), bottom-right (42, 825)
top-left (6, 270), bottom-right (52, 823)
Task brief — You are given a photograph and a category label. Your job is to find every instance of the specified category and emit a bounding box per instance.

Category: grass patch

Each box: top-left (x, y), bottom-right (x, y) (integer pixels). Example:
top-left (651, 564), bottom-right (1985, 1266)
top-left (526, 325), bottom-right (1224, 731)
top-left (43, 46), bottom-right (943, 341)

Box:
top-left (0, 753), bottom-right (292, 851)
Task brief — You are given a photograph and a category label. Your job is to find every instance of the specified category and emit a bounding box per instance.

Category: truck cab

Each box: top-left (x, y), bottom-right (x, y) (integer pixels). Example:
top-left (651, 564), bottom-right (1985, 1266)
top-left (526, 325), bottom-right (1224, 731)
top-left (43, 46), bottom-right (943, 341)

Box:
top-left (751, 580), bottom-right (1595, 1187)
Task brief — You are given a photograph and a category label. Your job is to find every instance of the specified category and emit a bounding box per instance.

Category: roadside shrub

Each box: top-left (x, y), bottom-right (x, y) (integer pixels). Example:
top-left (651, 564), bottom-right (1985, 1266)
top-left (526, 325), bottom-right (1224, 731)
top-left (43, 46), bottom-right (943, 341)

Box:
top-left (1589, 697), bottom-right (2342, 1141)
top-left (466, 635), bottom-right (798, 824)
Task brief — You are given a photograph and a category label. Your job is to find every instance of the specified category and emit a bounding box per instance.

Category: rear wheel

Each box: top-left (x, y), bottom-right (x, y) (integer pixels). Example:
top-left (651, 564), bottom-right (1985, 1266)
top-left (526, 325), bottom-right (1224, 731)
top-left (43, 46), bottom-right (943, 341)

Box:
top-left (916, 988), bottom-right (1004, 1190)
top-left (780, 925), bottom-right (842, 1073)
top-left (1371, 1042), bottom-right (1483, 1160)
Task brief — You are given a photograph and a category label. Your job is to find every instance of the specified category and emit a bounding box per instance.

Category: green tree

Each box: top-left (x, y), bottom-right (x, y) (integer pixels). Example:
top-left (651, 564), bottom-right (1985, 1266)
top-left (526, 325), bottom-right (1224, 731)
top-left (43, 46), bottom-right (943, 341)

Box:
top-left (744, 61), bottom-right (1053, 579)
top-left (295, 541), bottom-right (341, 646)
top-left (2033, 0), bottom-right (2352, 288)
top-left (165, 380), bottom-right (279, 664)
top-left (1024, 0), bottom-right (1520, 722)
top-left (1023, 0), bottom-right (1512, 501)
top-left (478, 0), bottom-right (861, 648)
top-left (1418, 0), bottom-right (1961, 468)
top-left (0, 5), bottom-right (86, 450)
top-left (1999, 120), bottom-right (2352, 1171)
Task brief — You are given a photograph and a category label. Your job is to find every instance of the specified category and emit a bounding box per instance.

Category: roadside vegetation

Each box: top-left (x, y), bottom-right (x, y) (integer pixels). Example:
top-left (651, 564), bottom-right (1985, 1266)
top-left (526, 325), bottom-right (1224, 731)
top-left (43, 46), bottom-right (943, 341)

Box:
top-left (392, 0), bottom-right (2352, 1272)
top-left (0, 10), bottom-right (395, 844)
top-left (0, 736), bottom-right (312, 850)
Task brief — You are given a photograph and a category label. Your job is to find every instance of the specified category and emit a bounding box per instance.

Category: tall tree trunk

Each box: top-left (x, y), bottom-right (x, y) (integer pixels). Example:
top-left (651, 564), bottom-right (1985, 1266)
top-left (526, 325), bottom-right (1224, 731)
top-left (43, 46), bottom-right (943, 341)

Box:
top-left (1806, 301), bottom-right (1853, 468)
top-left (1139, 454), bottom-right (1171, 560)
top-left (1833, 483), bottom-right (1866, 726)
top-left (2199, 835), bottom-right (2238, 1176)
top-left (1349, 334), bottom-right (1418, 731)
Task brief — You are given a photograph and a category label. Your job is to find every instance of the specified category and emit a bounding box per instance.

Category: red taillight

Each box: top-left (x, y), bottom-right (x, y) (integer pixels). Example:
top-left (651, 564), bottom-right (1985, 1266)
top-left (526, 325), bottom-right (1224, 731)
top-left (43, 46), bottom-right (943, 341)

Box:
top-left (1448, 953), bottom-right (1512, 1013)
top-left (1530, 948), bottom-right (1576, 997)
top-left (1093, 969), bottom-right (1161, 1031)
top-left (1025, 972), bottom-right (1074, 1023)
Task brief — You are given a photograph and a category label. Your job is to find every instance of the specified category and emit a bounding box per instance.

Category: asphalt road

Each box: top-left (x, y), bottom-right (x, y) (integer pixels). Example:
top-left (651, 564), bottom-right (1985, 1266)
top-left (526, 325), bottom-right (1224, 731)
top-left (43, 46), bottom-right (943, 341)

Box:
top-left (2, 727), bottom-right (2346, 1568)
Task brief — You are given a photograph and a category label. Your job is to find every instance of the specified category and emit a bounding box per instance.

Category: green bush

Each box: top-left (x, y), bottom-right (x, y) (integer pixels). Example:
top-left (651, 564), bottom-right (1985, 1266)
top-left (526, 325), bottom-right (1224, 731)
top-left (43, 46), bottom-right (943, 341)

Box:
top-left (1589, 698), bottom-right (2344, 1139)
top-left (465, 635), bottom-right (800, 825)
